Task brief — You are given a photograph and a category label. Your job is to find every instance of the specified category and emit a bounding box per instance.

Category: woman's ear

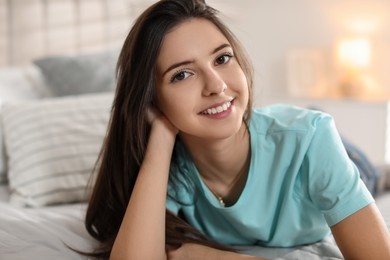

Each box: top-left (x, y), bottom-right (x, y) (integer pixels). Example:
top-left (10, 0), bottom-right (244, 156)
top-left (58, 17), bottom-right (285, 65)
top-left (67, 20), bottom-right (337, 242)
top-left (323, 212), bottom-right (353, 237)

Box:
top-left (146, 107), bottom-right (159, 124)
top-left (151, 89), bottom-right (165, 114)
top-left (150, 98), bottom-right (160, 113)
top-left (147, 100), bottom-right (165, 125)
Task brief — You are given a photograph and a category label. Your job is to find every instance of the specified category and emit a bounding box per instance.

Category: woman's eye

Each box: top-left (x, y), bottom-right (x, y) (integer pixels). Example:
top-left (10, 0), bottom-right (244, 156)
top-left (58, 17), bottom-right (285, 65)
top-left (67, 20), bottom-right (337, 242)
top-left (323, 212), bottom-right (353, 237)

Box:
top-left (171, 70), bottom-right (191, 82)
top-left (215, 54), bottom-right (232, 65)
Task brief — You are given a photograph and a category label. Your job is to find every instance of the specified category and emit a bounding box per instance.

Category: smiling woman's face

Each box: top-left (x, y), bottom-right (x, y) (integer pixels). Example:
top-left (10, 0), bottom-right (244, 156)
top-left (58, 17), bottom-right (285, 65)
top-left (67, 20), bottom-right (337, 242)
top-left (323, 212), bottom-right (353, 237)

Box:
top-left (155, 18), bottom-right (249, 140)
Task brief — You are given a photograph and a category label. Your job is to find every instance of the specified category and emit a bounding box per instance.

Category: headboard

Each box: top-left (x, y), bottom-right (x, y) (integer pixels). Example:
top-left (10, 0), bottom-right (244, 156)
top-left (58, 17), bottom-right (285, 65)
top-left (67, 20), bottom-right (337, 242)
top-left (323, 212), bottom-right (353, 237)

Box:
top-left (0, 0), bottom-right (155, 67)
top-left (0, 0), bottom-right (237, 68)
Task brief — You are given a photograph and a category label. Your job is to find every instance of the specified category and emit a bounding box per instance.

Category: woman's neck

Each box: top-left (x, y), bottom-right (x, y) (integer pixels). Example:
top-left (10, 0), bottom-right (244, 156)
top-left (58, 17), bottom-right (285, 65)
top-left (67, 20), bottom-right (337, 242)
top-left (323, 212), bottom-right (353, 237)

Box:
top-left (179, 122), bottom-right (251, 197)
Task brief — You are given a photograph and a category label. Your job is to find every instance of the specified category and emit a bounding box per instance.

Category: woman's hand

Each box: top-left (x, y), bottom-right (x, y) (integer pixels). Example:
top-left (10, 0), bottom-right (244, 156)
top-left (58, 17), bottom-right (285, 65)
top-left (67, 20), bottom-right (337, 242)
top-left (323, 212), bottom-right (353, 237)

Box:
top-left (147, 107), bottom-right (178, 139)
top-left (167, 243), bottom-right (268, 260)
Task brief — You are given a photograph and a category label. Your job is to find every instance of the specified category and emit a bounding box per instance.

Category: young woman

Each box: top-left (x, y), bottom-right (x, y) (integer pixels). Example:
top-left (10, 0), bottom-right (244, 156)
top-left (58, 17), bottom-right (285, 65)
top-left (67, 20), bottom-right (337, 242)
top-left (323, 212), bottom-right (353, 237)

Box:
top-left (85, 0), bottom-right (390, 259)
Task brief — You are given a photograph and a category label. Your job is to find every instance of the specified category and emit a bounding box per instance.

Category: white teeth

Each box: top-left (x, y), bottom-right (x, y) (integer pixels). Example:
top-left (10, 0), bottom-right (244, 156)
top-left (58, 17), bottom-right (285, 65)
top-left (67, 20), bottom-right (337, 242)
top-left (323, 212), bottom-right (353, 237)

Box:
top-left (202, 100), bottom-right (232, 115)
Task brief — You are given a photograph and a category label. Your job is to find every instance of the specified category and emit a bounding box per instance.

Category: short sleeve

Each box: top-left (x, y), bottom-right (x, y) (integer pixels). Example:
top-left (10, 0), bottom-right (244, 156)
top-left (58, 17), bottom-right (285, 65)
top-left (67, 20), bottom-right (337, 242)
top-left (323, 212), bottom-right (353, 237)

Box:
top-left (166, 196), bottom-right (180, 215)
top-left (302, 114), bottom-right (374, 226)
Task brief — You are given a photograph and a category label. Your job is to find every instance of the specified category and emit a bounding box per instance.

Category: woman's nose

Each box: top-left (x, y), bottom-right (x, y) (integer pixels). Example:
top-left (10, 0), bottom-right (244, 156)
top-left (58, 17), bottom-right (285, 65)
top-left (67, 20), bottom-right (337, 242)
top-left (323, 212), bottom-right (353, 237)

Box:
top-left (202, 69), bottom-right (227, 96)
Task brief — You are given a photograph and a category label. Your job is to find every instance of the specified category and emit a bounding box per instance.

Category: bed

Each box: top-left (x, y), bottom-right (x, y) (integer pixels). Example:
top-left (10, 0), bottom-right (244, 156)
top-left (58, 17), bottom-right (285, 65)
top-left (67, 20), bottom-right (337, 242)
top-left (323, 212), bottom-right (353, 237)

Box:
top-left (1, 1), bottom-right (390, 260)
top-left (0, 59), bottom-right (114, 260)
top-left (1, 186), bottom-right (390, 260)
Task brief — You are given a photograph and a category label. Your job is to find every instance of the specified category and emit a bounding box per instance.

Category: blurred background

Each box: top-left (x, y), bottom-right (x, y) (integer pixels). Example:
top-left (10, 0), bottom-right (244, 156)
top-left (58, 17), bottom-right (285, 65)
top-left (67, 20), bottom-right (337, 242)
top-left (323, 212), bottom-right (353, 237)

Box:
top-left (2, 0), bottom-right (390, 100)
top-left (1, 0), bottom-right (390, 170)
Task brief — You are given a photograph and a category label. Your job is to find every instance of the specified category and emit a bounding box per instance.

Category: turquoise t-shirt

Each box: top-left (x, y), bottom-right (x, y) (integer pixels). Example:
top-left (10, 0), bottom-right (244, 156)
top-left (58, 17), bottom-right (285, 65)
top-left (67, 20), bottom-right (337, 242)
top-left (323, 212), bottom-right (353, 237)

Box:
top-left (166, 105), bottom-right (374, 247)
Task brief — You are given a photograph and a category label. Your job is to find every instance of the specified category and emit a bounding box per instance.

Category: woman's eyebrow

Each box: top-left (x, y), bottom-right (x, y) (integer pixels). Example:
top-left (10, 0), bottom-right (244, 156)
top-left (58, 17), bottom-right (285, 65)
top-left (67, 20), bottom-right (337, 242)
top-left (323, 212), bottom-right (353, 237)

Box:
top-left (211, 43), bottom-right (231, 55)
top-left (161, 43), bottom-right (232, 77)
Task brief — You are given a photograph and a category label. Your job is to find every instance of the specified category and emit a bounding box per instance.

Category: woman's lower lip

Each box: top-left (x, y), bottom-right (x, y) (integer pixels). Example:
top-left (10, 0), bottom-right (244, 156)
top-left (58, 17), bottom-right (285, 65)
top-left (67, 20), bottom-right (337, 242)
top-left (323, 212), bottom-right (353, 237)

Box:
top-left (200, 100), bottom-right (234, 119)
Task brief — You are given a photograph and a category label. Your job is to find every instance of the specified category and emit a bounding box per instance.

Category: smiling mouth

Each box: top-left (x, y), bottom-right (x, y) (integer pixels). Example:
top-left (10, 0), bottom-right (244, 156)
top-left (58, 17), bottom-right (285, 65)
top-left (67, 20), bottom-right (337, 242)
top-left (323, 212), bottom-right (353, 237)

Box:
top-left (200, 99), bottom-right (234, 115)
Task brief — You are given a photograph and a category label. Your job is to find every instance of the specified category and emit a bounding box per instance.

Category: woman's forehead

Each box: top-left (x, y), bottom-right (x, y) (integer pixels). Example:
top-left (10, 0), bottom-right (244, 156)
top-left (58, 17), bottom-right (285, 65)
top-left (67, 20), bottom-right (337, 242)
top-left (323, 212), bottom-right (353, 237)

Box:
top-left (156, 19), bottom-right (230, 71)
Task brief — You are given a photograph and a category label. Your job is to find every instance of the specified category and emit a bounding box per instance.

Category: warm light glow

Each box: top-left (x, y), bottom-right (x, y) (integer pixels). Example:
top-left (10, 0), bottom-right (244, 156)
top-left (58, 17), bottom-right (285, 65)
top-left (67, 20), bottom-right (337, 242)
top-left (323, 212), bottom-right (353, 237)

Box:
top-left (337, 38), bottom-right (371, 69)
top-left (347, 20), bottom-right (379, 34)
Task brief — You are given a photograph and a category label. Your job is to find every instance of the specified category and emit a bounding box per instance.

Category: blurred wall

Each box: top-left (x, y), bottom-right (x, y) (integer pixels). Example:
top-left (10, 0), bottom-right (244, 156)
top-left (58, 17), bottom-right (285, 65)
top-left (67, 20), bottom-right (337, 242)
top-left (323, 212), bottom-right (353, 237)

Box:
top-left (2, 0), bottom-right (390, 104)
top-left (210, 0), bottom-right (390, 105)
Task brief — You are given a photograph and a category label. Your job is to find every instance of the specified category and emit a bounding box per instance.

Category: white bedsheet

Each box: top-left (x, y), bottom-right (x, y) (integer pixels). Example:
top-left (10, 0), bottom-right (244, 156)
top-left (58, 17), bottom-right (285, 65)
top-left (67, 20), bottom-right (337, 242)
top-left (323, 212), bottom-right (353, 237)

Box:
top-left (0, 185), bottom-right (97, 260)
top-left (1, 184), bottom-right (390, 260)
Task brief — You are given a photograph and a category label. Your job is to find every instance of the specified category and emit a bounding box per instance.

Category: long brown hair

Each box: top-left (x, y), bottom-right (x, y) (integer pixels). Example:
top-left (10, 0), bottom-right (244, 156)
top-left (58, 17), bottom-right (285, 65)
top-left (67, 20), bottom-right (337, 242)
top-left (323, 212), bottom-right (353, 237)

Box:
top-left (85, 0), bottom-right (254, 258)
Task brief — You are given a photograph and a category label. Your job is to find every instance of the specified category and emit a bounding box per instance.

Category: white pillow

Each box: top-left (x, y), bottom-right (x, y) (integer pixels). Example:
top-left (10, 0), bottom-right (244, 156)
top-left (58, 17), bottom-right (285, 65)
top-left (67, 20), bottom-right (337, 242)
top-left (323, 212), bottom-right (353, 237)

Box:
top-left (0, 66), bottom-right (53, 183)
top-left (1, 92), bottom-right (113, 207)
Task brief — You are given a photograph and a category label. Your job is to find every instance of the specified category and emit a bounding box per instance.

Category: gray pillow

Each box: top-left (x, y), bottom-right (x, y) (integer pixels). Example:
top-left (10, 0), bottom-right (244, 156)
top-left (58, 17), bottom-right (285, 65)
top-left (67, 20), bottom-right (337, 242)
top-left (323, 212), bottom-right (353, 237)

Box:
top-left (33, 50), bottom-right (119, 96)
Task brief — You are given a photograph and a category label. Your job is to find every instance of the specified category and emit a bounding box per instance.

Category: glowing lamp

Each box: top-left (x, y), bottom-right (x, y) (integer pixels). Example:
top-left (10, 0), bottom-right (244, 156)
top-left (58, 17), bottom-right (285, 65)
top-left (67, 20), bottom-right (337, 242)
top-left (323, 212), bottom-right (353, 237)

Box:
top-left (337, 38), bottom-right (371, 70)
top-left (336, 37), bottom-right (372, 97)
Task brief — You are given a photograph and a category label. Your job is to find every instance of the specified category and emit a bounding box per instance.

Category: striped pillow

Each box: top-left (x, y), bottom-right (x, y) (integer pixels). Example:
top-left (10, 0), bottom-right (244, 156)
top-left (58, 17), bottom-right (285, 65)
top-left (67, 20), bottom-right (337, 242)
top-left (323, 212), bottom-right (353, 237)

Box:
top-left (1, 92), bottom-right (113, 207)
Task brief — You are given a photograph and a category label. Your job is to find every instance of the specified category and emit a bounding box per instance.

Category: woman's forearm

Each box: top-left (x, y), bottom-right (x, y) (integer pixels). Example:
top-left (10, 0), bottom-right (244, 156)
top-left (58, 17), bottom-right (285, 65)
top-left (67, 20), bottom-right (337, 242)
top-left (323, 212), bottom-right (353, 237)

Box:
top-left (110, 122), bottom-right (176, 260)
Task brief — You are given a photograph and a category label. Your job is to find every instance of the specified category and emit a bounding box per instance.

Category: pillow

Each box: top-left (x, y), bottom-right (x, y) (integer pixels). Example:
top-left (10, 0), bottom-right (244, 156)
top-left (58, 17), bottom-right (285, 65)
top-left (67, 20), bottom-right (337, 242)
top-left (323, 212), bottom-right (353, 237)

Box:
top-left (342, 137), bottom-right (380, 197)
top-left (0, 66), bottom-right (53, 183)
top-left (33, 49), bottom-right (119, 96)
top-left (1, 92), bottom-right (114, 207)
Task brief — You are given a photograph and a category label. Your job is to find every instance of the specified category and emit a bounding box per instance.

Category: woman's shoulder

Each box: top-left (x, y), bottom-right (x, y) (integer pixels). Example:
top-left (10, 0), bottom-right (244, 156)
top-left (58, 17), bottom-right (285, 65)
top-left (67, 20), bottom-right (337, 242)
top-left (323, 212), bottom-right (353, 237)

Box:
top-left (250, 104), bottom-right (333, 134)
